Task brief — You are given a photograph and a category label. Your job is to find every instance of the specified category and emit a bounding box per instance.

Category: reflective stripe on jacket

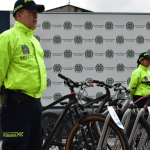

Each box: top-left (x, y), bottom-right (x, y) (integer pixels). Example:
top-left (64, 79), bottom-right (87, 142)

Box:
top-left (0, 21), bottom-right (47, 105)
top-left (128, 64), bottom-right (150, 99)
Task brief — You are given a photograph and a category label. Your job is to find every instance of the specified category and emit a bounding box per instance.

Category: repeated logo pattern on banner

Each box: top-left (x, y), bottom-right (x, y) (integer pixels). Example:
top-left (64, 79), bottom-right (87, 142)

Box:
top-left (10, 13), bottom-right (150, 106)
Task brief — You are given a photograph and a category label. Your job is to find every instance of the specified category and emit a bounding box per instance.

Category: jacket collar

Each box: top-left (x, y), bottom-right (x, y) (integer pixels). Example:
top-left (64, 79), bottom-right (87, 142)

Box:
top-left (139, 64), bottom-right (149, 71)
top-left (14, 21), bottom-right (35, 37)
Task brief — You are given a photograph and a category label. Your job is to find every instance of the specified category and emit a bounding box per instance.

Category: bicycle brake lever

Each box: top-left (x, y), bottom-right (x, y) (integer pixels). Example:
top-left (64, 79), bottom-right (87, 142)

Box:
top-left (89, 84), bottom-right (94, 87)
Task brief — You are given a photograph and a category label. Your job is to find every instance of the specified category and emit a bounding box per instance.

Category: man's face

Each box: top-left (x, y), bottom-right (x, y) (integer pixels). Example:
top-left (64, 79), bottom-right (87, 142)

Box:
top-left (17, 9), bottom-right (38, 30)
top-left (141, 58), bottom-right (150, 67)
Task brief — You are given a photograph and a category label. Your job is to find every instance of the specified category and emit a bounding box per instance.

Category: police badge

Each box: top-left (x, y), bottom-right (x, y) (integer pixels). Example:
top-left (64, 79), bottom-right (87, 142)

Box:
top-left (144, 76), bottom-right (148, 81)
top-left (22, 45), bottom-right (30, 54)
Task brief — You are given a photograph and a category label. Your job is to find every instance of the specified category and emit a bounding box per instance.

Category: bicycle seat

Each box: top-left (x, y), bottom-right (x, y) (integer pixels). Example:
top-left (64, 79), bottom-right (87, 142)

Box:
top-left (60, 102), bottom-right (68, 106)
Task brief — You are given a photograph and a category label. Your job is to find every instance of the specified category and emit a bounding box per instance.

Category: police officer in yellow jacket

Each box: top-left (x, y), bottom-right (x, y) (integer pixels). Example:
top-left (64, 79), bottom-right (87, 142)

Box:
top-left (0, 0), bottom-right (46, 149)
top-left (128, 52), bottom-right (150, 108)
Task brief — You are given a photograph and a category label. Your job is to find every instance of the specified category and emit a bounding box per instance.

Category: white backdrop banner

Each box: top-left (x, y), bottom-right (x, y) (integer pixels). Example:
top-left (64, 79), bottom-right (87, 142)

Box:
top-left (10, 12), bottom-right (150, 106)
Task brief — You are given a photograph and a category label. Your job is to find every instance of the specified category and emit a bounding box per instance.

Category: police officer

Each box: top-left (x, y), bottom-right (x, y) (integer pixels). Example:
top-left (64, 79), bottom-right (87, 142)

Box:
top-left (0, 0), bottom-right (46, 149)
top-left (128, 52), bottom-right (150, 108)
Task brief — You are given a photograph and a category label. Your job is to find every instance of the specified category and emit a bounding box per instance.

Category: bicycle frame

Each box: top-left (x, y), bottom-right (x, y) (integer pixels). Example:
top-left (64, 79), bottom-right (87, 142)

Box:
top-left (42, 76), bottom-right (131, 150)
top-left (42, 90), bottom-right (84, 150)
top-left (84, 93), bottom-right (110, 109)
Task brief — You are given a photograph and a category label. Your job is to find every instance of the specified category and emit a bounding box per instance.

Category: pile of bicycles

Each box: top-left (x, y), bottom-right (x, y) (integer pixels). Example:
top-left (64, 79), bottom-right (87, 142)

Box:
top-left (42, 73), bottom-right (150, 150)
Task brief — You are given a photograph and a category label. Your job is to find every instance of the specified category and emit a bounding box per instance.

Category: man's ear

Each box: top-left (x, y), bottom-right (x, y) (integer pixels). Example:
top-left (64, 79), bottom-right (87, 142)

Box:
top-left (15, 12), bottom-right (19, 21)
top-left (140, 60), bottom-right (143, 64)
top-left (16, 11), bottom-right (21, 21)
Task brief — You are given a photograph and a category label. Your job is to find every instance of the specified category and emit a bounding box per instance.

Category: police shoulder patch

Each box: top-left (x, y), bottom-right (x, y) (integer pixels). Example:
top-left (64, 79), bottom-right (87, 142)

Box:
top-left (144, 76), bottom-right (148, 81)
top-left (22, 45), bottom-right (30, 54)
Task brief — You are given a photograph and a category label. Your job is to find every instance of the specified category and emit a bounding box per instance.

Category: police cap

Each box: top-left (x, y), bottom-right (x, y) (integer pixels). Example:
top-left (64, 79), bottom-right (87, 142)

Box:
top-left (13, 0), bottom-right (45, 17)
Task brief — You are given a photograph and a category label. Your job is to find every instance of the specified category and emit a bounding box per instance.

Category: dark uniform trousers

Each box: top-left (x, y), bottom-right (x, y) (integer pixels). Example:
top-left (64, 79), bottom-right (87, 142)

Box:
top-left (1, 100), bottom-right (43, 150)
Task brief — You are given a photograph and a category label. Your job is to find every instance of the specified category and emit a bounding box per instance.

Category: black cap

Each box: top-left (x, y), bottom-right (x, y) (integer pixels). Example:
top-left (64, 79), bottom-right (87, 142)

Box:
top-left (13, 0), bottom-right (45, 17)
top-left (137, 52), bottom-right (150, 66)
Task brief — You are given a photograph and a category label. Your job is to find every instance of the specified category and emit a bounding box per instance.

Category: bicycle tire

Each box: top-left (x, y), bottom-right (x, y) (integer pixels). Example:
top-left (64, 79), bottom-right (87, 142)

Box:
top-left (42, 111), bottom-right (66, 150)
top-left (118, 111), bottom-right (150, 149)
top-left (66, 113), bottom-right (130, 150)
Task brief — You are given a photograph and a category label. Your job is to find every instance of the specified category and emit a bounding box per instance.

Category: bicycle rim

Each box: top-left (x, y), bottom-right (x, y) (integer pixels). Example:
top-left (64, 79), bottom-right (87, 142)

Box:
top-left (66, 114), bottom-right (129, 150)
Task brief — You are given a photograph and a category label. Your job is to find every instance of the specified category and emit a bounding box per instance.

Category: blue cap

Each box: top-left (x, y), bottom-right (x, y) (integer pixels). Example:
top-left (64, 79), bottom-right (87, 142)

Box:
top-left (137, 52), bottom-right (150, 65)
top-left (13, 0), bottom-right (45, 17)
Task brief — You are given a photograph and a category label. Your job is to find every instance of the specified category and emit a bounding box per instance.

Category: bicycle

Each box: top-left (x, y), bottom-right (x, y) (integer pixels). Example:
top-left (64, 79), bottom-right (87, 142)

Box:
top-left (42, 74), bottom-right (130, 150)
top-left (90, 80), bottom-right (150, 149)
top-left (75, 79), bottom-right (150, 149)
top-left (42, 79), bottom-right (122, 146)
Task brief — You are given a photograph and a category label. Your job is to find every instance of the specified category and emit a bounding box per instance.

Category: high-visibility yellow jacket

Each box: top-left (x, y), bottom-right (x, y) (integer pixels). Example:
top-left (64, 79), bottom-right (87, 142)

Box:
top-left (0, 21), bottom-right (47, 106)
top-left (128, 64), bottom-right (150, 99)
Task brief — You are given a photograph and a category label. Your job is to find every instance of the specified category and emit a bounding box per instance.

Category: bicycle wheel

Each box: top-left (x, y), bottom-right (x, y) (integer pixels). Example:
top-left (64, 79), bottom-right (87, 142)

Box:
top-left (42, 111), bottom-right (66, 150)
top-left (66, 113), bottom-right (130, 150)
top-left (120, 112), bottom-right (150, 149)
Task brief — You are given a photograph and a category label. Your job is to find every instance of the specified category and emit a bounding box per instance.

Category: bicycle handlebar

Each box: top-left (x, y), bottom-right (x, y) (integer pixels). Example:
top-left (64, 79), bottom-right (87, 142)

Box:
top-left (91, 80), bottom-right (111, 88)
top-left (91, 79), bottom-right (122, 88)
top-left (58, 73), bottom-right (79, 87)
top-left (91, 80), bottom-right (102, 84)
top-left (58, 73), bottom-right (69, 81)
top-left (114, 86), bottom-right (136, 93)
